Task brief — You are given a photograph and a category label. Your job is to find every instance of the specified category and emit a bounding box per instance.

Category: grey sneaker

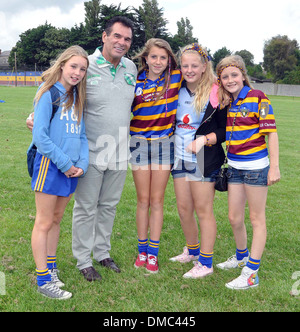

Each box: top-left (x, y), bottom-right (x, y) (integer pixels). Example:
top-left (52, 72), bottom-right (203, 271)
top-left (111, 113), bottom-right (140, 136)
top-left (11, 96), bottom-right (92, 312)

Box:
top-left (49, 268), bottom-right (65, 288)
top-left (37, 281), bottom-right (72, 300)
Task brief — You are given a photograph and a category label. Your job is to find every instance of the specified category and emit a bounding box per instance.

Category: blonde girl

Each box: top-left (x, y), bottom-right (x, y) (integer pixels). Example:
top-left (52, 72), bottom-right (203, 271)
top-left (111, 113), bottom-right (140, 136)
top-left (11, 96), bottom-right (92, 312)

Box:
top-left (30, 45), bottom-right (89, 299)
top-left (169, 43), bottom-right (227, 279)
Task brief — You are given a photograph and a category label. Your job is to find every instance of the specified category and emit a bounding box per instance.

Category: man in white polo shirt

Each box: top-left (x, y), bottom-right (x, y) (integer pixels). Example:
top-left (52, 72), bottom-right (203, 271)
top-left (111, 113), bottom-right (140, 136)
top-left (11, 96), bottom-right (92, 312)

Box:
top-left (72, 16), bottom-right (137, 281)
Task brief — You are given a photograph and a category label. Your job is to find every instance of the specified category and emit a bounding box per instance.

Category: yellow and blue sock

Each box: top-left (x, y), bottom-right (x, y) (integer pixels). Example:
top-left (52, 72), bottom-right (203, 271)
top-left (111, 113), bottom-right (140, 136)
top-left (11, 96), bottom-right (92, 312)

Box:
top-left (199, 250), bottom-right (213, 268)
top-left (47, 256), bottom-right (57, 270)
top-left (148, 239), bottom-right (160, 257)
top-left (36, 268), bottom-right (51, 287)
top-left (187, 242), bottom-right (200, 256)
top-left (236, 248), bottom-right (249, 261)
top-left (138, 239), bottom-right (148, 254)
top-left (246, 257), bottom-right (260, 271)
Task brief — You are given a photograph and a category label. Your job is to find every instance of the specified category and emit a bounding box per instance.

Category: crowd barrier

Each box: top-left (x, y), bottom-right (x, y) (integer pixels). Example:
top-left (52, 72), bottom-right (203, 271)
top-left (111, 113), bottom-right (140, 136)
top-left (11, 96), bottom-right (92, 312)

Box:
top-left (0, 71), bottom-right (42, 86)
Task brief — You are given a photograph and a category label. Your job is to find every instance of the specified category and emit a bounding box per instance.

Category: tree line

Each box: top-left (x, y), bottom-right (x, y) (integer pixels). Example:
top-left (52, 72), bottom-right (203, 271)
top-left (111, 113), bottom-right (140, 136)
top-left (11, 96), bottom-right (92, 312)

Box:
top-left (8, 0), bottom-right (300, 84)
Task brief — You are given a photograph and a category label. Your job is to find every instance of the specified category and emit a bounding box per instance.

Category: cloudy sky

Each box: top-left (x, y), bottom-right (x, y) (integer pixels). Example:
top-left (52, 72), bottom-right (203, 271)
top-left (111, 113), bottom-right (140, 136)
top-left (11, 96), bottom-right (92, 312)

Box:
top-left (1, 0), bottom-right (299, 63)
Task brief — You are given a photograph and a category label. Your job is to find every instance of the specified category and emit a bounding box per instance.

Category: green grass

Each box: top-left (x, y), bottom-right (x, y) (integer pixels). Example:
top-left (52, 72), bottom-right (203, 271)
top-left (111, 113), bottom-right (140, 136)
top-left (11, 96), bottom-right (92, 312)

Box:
top-left (0, 87), bottom-right (299, 312)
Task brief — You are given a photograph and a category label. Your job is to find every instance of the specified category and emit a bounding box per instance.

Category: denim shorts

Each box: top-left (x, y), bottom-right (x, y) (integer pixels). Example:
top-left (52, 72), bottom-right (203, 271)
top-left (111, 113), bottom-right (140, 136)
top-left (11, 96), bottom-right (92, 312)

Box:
top-left (227, 165), bottom-right (269, 186)
top-left (129, 136), bottom-right (174, 166)
top-left (171, 158), bottom-right (220, 182)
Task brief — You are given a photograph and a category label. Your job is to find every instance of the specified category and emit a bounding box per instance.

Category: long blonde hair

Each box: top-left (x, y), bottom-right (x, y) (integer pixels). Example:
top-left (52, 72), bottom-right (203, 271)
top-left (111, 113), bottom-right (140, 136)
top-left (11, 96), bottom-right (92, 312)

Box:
top-left (133, 38), bottom-right (177, 100)
top-left (34, 45), bottom-right (89, 123)
top-left (178, 43), bottom-right (215, 114)
top-left (216, 55), bottom-right (252, 108)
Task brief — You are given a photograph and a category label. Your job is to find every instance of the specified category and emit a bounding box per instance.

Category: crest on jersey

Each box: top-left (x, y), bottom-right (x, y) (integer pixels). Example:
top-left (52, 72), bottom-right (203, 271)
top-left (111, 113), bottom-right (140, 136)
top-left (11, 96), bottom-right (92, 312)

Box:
top-left (259, 102), bottom-right (269, 119)
top-left (136, 87), bottom-right (143, 96)
top-left (240, 106), bottom-right (250, 118)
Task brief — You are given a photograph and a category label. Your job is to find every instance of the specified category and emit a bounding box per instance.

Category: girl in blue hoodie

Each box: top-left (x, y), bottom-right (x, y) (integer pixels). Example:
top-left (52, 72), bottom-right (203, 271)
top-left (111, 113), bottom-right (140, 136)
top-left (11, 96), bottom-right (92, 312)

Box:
top-left (31, 46), bottom-right (89, 299)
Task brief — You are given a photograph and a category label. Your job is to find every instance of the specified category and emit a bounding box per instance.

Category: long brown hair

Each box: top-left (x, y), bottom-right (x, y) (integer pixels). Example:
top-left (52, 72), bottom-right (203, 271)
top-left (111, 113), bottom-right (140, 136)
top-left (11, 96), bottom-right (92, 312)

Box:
top-left (34, 45), bottom-right (89, 123)
top-left (133, 38), bottom-right (177, 100)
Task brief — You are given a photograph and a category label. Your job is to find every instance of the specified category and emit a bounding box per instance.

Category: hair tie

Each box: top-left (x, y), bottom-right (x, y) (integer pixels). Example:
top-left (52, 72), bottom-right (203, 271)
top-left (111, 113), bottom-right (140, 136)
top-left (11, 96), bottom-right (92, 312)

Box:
top-left (183, 43), bottom-right (211, 62)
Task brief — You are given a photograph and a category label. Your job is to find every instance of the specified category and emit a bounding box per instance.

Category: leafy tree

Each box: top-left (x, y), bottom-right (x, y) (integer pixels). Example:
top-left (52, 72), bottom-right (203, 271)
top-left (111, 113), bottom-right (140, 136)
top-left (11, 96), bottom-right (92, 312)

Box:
top-left (235, 50), bottom-right (254, 67)
top-left (36, 28), bottom-right (71, 65)
top-left (263, 35), bottom-right (299, 82)
top-left (281, 48), bottom-right (300, 84)
top-left (8, 23), bottom-right (53, 69)
top-left (212, 47), bottom-right (231, 70)
top-left (69, 23), bottom-right (88, 48)
top-left (170, 17), bottom-right (198, 52)
top-left (134, 0), bottom-right (168, 47)
top-left (234, 49), bottom-right (266, 80)
top-left (84, 0), bottom-right (102, 54)
top-left (281, 66), bottom-right (300, 84)
top-left (247, 64), bottom-right (265, 80)
top-left (99, 3), bottom-right (133, 32)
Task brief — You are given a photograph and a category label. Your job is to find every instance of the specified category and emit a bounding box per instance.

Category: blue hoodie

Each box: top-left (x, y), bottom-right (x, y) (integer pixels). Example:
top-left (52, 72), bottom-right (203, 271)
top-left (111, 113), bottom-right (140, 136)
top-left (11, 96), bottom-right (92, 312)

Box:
top-left (32, 81), bottom-right (89, 174)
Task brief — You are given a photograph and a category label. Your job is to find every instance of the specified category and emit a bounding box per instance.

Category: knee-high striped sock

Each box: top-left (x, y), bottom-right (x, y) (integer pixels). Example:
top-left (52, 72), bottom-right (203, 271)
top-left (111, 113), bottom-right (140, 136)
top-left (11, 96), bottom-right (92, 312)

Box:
top-left (138, 239), bottom-right (148, 254)
top-left (187, 242), bottom-right (200, 256)
top-left (246, 256), bottom-right (260, 271)
top-left (199, 250), bottom-right (213, 268)
top-left (36, 268), bottom-right (51, 287)
top-left (47, 256), bottom-right (57, 270)
top-left (148, 239), bottom-right (160, 257)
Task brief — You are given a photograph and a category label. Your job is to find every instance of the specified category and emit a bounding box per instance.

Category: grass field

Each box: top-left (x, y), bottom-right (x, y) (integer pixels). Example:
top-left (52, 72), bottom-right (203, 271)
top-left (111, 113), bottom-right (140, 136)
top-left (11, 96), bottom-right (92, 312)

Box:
top-left (0, 86), bottom-right (299, 313)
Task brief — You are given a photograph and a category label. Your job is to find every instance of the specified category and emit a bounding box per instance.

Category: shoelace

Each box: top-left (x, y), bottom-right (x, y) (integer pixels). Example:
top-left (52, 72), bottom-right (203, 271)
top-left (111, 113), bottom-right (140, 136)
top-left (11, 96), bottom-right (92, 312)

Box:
top-left (139, 254), bottom-right (147, 261)
top-left (50, 269), bottom-right (59, 283)
top-left (227, 255), bottom-right (238, 263)
top-left (192, 261), bottom-right (202, 267)
top-left (44, 281), bottom-right (65, 296)
top-left (175, 250), bottom-right (190, 260)
top-left (148, 256), bottom-right (157, 265)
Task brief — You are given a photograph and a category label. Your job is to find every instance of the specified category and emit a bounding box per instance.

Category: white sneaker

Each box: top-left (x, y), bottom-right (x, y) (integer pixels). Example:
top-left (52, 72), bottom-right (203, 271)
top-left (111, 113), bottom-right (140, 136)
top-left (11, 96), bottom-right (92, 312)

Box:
top-left (49, 268), bottom-right (65, 288)
top-left (169, 247), bottom-right (199, 263)
top-left (225, 266), bottom-right (259, 290)
top-left (183, 262), bottom-right (213, 279)
top-left (38, 281), bottom-right (72, 300)
top-left (216, 254), bottom-right (249, 270)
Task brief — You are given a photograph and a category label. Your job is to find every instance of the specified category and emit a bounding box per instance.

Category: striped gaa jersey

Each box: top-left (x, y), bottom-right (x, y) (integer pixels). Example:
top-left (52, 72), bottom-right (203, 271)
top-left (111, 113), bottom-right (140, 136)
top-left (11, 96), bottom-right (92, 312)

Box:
top-left (227, 86), bottom-right (277, 162)
top-left (130, 69), bottom-right (183, 140)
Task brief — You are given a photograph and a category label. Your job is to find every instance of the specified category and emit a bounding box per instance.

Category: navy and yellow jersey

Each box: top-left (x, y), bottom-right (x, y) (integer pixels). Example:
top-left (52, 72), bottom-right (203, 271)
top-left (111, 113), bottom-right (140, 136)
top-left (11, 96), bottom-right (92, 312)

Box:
top-left (130, 69), bottom-right (183, 140)
top-left (227, 86), bottom-right (277, 162)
